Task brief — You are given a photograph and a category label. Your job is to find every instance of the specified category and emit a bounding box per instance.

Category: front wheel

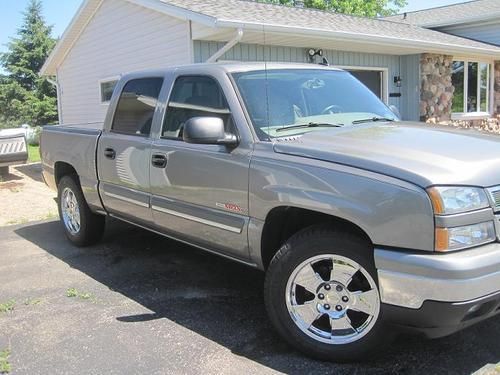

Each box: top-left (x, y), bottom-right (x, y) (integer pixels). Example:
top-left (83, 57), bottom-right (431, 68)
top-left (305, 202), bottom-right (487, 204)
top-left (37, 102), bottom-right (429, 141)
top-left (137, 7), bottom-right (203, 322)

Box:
top-left (57, 175), bottom-right (105, 247)
top-left (264, 226), bottom-right (393, 362)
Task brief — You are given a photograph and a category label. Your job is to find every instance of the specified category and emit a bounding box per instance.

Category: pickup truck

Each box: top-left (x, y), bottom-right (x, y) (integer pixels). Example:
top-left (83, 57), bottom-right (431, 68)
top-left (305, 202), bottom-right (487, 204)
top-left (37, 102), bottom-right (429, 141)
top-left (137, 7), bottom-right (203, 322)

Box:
top-left (41, 63), bottom-right (500, 362)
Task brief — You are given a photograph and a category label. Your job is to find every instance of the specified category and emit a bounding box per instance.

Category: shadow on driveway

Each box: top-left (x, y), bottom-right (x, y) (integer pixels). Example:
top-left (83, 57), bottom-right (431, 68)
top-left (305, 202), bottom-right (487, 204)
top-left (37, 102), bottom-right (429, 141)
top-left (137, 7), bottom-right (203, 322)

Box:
top-left (15, 219), bottom-right (500, 374)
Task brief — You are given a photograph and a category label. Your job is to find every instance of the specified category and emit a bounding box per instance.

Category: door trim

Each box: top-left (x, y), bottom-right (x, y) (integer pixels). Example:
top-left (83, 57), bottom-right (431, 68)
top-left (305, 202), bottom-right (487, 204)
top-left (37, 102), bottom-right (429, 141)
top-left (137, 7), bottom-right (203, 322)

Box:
top-left (151, 196), bottom-right (245, 234)
top-left (103, 191), bottom-right (150, 208)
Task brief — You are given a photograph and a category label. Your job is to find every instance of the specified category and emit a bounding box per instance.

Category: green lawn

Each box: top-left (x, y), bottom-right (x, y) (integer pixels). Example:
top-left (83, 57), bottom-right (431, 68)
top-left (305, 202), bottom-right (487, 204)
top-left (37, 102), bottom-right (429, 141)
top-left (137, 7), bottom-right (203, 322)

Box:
top-left (28, 145), bottom-right (40, 163)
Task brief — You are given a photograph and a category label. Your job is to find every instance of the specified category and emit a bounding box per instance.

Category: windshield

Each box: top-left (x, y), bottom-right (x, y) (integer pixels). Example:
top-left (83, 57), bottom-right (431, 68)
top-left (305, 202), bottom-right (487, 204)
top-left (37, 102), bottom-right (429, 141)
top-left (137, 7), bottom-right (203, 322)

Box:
top-left (232, 69), bottom-right (396, 140)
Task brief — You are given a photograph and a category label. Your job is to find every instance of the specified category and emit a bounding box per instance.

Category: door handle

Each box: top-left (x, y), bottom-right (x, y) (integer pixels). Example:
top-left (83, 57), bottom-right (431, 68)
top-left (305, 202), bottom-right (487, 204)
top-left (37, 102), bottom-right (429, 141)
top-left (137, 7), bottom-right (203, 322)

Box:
top-left (104, 148), bottom-right (116, 160)
top-left (151, 153), bottom-right (167, 168)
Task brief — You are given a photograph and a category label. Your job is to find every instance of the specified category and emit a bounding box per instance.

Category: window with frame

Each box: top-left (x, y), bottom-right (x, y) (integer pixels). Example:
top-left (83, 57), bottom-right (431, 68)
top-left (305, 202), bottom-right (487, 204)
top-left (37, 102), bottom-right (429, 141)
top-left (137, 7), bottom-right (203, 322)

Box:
top-left (100, 80), bottom-right (118, 103)
top-left (451, 60), bottom-right (491, 115)
top-left (111, 77), bottom-right (164, 136)
top-left (161, 75), bottom-right (233, 140)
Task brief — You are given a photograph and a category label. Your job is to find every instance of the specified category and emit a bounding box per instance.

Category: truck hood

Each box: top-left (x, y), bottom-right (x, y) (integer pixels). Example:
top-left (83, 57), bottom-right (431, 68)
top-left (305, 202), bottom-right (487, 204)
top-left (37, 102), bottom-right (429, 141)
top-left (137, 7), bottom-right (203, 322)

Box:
top-left (272, 122), bottom-right (500, 187)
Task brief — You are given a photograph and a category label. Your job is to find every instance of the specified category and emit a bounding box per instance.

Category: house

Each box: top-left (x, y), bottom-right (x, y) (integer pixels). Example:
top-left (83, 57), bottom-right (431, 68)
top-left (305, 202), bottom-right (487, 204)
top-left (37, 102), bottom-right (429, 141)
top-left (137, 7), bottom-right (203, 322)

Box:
top-left (40, 0), bottom-right (500, 125)
top-left (385, 0), bottom-right (500, 120)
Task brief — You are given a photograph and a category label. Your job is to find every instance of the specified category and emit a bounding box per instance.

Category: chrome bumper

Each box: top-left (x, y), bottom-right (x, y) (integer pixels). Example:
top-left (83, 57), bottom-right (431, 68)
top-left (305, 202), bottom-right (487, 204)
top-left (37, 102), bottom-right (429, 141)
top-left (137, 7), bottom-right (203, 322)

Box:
top-left (375, 242), bottom-right (500, 309)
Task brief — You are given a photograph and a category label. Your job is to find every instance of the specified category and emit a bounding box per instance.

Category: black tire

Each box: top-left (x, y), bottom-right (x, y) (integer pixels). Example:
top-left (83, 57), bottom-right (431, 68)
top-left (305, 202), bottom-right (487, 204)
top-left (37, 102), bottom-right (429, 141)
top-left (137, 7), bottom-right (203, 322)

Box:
top-left (57, 175), bottom-right (105, 247)
top-left (264, 225), bottom-right (394, 362)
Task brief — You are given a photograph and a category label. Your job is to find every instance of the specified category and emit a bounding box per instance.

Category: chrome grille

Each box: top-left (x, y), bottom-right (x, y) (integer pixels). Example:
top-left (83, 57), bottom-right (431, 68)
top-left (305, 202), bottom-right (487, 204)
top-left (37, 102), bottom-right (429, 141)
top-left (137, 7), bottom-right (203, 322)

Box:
top-left (488, 187), bottom-right (500, 212)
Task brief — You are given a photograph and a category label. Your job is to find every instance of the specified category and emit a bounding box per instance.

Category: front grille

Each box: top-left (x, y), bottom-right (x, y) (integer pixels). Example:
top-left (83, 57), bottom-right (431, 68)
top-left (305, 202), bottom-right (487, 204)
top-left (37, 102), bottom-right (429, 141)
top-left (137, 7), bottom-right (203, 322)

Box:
top-left (489, 188), bottom-right (500, 212)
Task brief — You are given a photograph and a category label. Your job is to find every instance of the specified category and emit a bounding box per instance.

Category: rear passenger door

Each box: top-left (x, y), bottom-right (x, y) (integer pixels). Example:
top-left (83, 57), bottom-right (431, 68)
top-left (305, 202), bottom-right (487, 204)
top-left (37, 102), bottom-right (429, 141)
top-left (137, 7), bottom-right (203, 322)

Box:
top-left (97, 77), bottom-right (164, 224)
top-left (149, 75), bottom-right (252, 260)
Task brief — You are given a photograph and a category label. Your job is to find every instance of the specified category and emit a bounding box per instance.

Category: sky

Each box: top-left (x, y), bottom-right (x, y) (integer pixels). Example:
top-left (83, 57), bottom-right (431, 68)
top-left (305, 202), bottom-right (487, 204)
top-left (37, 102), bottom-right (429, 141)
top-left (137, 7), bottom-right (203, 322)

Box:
top-left (0, 0), bottom-right (468, 60)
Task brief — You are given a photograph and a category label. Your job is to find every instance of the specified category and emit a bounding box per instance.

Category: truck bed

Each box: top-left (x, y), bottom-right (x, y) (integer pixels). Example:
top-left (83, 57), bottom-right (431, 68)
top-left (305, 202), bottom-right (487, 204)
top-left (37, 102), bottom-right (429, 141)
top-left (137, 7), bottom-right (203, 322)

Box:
top-left (40, 124), bottom-right (104, 212)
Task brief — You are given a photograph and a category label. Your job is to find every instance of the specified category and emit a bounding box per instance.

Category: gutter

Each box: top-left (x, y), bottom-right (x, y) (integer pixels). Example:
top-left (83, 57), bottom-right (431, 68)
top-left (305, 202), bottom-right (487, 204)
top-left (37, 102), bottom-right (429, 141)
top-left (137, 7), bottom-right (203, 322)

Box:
top-left (214, 20), bottom-right (500, 58)
top-left (206, 28), bottom-right (244, 63)
top-left (46, 76), bottom-right (63, 125)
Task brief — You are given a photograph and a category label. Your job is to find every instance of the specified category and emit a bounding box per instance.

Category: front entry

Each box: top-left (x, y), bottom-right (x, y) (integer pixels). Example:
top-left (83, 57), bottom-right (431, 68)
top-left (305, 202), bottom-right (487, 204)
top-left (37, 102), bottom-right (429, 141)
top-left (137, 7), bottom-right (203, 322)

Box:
top-left (348, 70), bottom-right (383, 100)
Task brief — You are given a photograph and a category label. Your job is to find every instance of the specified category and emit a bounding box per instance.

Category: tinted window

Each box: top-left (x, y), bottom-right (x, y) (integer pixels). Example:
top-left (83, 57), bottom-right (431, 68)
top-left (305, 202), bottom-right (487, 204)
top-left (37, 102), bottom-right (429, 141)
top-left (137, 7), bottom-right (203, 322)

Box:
top-left (162, 76), bottom-right (232, 139)
top-left (112, 78), bottom-right (164, 136)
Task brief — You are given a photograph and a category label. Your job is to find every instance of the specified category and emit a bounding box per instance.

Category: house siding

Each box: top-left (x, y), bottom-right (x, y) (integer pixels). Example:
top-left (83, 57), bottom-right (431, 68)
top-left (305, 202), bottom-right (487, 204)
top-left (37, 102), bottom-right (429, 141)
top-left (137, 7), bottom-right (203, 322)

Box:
top-left (194, 41), bottom-right (420, 121)
top-left (436, 21), bottom-right (500, 47)
top-left (57, 0), bottom-right (191, 125)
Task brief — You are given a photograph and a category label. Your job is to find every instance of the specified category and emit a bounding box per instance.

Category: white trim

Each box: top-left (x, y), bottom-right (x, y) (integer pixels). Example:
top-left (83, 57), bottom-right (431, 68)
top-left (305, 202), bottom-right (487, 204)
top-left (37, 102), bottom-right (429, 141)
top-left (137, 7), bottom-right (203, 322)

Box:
top-left (98, 76), bottom-right (120, 104)
top-left (151, 205), bottom-right (242, 233)
top-left (336, 65), bottom-right (389, 104)
top-left (451, 57), bottom-right (495, 117)
top-left (206, 28), bottom-right (243, 63)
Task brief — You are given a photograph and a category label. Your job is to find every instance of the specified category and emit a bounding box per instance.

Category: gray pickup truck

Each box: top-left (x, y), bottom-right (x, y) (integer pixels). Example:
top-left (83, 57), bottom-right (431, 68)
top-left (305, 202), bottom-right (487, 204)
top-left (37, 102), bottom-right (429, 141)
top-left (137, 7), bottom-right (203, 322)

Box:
top-left (41, 63), bottom-right (500, 361)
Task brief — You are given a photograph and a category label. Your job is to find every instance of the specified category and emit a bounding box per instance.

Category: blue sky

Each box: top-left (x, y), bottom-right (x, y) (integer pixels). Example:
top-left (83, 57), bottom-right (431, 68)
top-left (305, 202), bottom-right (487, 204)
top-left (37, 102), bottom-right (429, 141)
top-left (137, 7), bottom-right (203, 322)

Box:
top-left (0, 0), bottom-right (466, 59)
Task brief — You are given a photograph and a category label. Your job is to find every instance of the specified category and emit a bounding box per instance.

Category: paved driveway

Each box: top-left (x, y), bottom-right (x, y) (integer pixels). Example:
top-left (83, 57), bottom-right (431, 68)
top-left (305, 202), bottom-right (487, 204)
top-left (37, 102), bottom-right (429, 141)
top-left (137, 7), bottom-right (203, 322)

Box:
top-left (0, 219), bottom-right (499, 374)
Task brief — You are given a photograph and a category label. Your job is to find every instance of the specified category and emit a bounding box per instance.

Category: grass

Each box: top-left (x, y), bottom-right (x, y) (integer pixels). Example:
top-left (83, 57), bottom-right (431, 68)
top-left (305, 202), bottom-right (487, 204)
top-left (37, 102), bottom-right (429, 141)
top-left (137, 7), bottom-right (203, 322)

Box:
top-left (0, 301), bottom-right (15, 314)
top-left (0, 349), bottom-right (10, 374)
top-left (66, 288), bottom-right (93, 300)
top-left (28, 145), bottom-right (40, 163)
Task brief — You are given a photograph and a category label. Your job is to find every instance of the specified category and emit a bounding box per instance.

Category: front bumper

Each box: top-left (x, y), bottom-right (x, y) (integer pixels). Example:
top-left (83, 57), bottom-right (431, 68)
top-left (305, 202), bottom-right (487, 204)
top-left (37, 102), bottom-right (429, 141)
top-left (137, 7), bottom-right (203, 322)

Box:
top-left (375, 243), bottom-right (500, 337)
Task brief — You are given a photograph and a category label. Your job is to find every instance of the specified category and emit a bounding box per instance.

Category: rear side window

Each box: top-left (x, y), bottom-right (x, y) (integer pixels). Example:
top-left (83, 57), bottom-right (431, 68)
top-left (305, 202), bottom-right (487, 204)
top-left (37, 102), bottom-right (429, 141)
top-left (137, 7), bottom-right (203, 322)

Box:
top-left (111, 77), bottom-right (164, 136)
top-left (161, 75), bottom-right (232, 139)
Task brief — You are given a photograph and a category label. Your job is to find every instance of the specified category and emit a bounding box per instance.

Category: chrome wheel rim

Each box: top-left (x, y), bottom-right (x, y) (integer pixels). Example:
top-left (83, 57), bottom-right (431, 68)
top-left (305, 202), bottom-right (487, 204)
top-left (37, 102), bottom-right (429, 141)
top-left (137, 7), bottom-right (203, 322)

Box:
top-left (286, 254), bottom-right (380, 345)
top-left (61, 187), bottom-right (81, 235)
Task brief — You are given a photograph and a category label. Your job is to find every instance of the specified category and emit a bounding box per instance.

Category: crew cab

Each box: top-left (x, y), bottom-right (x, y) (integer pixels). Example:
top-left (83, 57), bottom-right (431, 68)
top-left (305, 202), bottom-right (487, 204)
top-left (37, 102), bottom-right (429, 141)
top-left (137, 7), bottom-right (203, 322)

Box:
top-left (40, 63), bottom-right (500, 361)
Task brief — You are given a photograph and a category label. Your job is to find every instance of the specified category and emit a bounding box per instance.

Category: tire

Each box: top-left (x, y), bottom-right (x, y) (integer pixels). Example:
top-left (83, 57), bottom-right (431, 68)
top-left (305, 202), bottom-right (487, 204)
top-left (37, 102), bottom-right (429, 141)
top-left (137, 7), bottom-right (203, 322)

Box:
top-left (264, 225), bottom-right (394, 362)
top-left (57, 175), bottom-right (105, 247)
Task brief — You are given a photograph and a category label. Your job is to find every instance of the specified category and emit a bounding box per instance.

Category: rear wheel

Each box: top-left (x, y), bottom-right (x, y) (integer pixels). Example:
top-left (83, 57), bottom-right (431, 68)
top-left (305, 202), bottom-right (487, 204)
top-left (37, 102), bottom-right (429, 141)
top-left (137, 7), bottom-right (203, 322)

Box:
top-left (264, 225), bottom-right (393, 362)
top-left (57, 175), bottom-right (105, 246)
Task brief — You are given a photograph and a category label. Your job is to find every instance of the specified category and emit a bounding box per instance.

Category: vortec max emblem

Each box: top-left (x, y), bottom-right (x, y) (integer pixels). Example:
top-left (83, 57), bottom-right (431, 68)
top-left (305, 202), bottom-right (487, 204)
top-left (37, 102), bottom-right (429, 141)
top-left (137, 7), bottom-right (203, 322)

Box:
top-left (216, 202), bottom-right (244, 213)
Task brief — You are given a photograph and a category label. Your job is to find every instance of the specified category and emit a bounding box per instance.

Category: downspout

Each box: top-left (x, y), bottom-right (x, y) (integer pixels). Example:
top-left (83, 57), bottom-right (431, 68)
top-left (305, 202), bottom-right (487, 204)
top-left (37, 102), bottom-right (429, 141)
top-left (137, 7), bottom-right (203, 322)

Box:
top-left (46, 73), bottom-right (63, 125)
top-left (206, 28), bottom-right (243, 63)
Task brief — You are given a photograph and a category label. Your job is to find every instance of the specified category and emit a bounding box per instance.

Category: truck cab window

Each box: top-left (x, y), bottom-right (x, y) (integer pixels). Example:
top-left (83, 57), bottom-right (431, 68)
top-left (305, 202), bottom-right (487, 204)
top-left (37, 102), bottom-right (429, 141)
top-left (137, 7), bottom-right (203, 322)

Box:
top-left (162, 76), bottom-right (233, 140)
top-left (111, 77), bottom-right (163, 136)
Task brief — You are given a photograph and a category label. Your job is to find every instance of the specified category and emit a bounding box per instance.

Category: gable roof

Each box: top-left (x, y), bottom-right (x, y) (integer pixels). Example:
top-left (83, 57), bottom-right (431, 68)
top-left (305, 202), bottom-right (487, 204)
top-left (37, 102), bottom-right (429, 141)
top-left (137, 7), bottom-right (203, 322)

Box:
top-left (41, 0), bottom-right (500, 76)
top-left (384, 0), bottom-right (500, 28)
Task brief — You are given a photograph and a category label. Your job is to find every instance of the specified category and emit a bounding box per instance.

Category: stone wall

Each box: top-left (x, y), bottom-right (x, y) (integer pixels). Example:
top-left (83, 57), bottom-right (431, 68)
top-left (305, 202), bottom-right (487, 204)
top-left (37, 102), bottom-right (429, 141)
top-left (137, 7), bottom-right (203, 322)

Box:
top-left (420, 54), bottom-right (454, 122)
top-left (495, 61), bottom-right (500, 115)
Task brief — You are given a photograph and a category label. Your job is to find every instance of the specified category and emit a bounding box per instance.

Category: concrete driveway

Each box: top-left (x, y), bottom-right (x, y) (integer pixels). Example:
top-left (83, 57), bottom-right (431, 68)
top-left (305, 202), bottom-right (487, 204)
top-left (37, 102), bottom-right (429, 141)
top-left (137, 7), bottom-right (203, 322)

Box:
top-left (0, 219), bottom-right (499, 374)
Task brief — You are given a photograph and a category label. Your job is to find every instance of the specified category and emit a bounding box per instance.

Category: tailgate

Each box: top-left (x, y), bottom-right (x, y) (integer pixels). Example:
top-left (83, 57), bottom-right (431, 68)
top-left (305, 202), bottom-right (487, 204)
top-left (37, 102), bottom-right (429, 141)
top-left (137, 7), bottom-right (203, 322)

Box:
top-left (0, 134), bottom-right (28, 166)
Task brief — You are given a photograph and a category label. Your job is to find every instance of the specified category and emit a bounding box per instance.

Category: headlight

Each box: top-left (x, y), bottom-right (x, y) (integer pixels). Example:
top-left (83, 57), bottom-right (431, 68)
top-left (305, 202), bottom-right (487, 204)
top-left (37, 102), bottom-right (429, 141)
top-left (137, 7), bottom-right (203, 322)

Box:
top-left (427, 186), bottom-right (489, 215)
top-left (435, 221), bottom-right (496, 252)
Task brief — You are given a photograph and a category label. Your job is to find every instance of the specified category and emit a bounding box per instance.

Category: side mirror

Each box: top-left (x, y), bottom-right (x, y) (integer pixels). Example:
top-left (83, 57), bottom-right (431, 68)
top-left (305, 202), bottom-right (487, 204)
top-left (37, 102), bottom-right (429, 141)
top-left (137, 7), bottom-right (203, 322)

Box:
top-left (183, 117), bottom-right (238, 146)
top-left (389, 105), bottom-right (401, 120)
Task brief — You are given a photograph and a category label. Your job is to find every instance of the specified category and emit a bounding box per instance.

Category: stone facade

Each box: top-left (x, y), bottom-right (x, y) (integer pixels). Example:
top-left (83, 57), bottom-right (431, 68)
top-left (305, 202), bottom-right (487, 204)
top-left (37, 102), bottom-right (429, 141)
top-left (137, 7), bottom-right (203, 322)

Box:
top-left (420, 54), bottom-right (454, 122)
top-left (495, 61), bottom-right (500, 115)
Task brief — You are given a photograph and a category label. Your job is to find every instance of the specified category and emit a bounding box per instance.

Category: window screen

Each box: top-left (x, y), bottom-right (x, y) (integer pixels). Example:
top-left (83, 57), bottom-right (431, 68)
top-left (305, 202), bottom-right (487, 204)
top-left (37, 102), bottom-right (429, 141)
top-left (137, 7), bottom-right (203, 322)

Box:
top-left (161, 76), bottom-right (232, 139)
top-left (111, 78), bottom-right (164, 136)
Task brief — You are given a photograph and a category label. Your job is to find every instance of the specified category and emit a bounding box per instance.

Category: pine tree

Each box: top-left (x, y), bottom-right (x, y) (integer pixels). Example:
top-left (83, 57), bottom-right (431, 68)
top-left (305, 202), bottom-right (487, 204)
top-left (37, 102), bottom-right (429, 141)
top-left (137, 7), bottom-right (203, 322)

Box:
top-left (0, 0), bottom-right (57, 128)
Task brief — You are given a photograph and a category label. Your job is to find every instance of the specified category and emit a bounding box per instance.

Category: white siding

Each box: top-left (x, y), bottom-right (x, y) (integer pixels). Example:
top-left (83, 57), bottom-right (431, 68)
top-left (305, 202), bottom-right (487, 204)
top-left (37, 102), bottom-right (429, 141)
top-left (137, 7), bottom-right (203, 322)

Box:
top-left (58, 0), bottom-right (191, 125)
top-left (437, 21), bottom-right (500, 47)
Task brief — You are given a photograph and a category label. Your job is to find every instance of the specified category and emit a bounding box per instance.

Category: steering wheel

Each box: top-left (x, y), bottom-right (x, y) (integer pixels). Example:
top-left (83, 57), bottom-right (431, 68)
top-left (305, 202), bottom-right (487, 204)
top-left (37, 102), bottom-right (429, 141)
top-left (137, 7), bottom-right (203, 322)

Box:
top-left (321, 105), bottom-right (343, 115)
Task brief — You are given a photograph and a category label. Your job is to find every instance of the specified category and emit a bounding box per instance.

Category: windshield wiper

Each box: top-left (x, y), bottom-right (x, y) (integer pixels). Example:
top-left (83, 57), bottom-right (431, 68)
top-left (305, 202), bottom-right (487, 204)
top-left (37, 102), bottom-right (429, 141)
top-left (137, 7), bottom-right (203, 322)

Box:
top-left (276, 122), bottom-right (343, 133)
top-left (351, 117), bottom-right (395, 125)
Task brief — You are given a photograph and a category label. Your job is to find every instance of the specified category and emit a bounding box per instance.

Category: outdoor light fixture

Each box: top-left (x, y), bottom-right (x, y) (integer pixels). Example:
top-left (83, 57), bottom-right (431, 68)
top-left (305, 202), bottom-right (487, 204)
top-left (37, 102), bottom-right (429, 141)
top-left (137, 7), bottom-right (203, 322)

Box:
top-left (394, 75), bottom-right (402, 87)
top-left (308, 48), bottom-right (323, 63)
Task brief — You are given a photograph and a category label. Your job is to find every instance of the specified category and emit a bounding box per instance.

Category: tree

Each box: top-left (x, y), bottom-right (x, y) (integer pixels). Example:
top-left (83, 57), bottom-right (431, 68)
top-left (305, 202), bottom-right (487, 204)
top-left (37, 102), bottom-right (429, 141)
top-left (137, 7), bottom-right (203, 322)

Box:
top-left (260, 0), bottom-right (407, 17)
top-left (0, 0), bottom-right (57, 128)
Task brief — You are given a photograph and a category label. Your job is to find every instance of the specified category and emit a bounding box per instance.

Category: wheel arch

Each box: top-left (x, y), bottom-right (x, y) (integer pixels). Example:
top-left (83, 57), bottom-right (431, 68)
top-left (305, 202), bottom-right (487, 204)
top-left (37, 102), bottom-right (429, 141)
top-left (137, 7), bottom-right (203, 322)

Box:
top-left (260, 206), bottom-right (373, 270)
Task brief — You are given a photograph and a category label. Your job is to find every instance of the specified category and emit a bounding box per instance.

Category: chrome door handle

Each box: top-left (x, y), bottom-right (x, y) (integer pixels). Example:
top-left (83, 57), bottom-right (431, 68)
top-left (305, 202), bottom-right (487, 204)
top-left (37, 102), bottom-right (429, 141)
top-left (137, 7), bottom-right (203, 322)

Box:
top-left (151, 153), bottom-right (167, 168)
top-left (104, 148), bottom-right (116, 160)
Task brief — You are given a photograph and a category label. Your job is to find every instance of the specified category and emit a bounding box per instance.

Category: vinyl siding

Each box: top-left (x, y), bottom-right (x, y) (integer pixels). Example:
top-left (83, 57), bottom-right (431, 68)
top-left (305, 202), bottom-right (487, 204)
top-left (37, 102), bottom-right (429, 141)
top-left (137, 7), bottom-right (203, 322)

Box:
top-left (194, 41), bottom-right (420, 121)
top-left (57, 0), bottom-right (191, 125)
top-left (436, 21), bottom-right (500, 47)
top-left (400, 55), bottom-right (421, 122)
